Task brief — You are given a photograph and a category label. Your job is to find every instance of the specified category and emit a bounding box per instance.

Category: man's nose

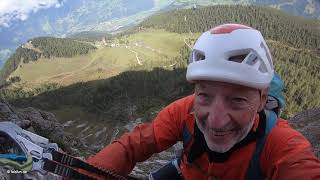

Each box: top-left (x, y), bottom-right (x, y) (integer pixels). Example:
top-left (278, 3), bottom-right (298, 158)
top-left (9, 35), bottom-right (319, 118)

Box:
top-left (207, 97), bottom-right (231, 129)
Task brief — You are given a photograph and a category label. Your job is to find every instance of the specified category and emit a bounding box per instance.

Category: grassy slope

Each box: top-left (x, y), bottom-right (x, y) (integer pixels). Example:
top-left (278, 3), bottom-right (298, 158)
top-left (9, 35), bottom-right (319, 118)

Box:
top-left (8, 29), bottom-right (189, 89)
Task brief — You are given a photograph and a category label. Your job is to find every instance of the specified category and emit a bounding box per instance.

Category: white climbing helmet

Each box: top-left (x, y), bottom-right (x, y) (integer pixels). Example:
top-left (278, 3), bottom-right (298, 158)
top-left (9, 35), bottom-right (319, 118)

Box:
top-left (186, 24), bottom-right (274, 89)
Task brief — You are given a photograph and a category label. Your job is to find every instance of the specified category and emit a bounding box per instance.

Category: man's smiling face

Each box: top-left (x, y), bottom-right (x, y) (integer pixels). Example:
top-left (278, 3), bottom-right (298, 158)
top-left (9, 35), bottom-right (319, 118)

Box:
top-left (194, 81), bottom-right (267, 153)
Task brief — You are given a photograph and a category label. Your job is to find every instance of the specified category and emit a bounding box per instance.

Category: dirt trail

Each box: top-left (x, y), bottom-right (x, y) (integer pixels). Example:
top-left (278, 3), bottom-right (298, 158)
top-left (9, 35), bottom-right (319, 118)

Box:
top-left (126, 47), bottom-right (143, 65)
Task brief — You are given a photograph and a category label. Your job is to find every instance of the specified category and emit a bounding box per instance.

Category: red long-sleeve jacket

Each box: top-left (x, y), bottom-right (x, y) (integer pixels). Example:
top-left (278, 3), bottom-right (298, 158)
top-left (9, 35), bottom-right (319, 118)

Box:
top-left (86, 95), bottom-right (320, 179)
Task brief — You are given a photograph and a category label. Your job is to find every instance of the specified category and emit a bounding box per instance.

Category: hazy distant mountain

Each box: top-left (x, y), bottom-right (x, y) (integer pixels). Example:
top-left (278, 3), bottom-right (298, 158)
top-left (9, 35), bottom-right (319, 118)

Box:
top-left (0, 0), bottom-right (159, 68)
top-left (0, 49), bottom-right (11, 68)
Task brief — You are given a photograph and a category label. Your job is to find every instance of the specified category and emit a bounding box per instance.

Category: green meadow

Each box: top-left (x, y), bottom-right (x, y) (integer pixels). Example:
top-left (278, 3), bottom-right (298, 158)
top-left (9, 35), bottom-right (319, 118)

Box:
top-left (8, 29), bottom-right (193, 90)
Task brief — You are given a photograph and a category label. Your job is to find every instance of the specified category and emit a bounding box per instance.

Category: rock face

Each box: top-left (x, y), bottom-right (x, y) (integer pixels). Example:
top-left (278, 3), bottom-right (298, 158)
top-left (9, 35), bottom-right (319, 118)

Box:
top-left (19, 107), bottom-right (64, 143)
top-left (0, 98), bottom-right (24, 125)
top-left (289, 107), bottom-right (320, 158)
top-left (0, 98), bottom-right (86, 155)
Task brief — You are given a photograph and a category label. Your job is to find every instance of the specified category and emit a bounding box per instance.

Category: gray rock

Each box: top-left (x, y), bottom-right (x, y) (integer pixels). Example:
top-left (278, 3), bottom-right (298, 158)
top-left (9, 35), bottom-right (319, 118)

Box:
top-left (289, 107), bottom-right (320, 158)
top-left (19, 107), bottom-right (65, 146)
top-left (0, 98), bottom-right (22, 124)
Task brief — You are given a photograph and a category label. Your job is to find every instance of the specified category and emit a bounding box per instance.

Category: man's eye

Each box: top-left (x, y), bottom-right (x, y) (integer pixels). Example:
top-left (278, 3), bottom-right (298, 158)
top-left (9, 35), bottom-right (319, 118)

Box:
top-left (197, 93), bottom-right (210, 103)
top-left (232, 97), bottom-right (247, 103)
top-left (198, 93), bottom-right (208, 98)
top-left (230, 97), bottom-right (249, 110)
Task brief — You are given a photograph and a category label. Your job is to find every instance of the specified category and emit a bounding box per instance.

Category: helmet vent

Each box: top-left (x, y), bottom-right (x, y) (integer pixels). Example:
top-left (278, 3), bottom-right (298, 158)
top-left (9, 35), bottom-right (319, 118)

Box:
top-left (244, 53), bottom-right (259, 66)
top-left (258, 62), bottom-right (268, 73)
top-left (242, 51), bottom-right (268, 73)
top-left (260, 42), bottom-right (273, 69)
top-left (192, 50), bottom-right (206, 62)
top-left (228, 54), bottom-right (247, 63)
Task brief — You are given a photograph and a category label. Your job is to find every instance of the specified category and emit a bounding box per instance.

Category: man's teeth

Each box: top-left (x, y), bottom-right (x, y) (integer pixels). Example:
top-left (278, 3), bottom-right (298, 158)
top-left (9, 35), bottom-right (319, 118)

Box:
top-left (209, 129), bottom-right (233, 136)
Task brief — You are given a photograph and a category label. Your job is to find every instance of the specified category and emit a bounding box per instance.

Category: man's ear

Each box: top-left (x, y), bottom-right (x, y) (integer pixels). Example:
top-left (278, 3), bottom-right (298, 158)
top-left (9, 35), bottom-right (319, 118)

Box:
top-left (258, 88), bottom-right (268, 112)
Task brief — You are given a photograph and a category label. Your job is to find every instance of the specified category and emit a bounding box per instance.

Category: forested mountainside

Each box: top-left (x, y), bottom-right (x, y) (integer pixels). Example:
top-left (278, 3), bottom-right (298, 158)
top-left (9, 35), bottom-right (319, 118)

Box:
top-left (173, 0), bottom-right (320, 19)
top-left (142, 5), bottom-right (320, 49)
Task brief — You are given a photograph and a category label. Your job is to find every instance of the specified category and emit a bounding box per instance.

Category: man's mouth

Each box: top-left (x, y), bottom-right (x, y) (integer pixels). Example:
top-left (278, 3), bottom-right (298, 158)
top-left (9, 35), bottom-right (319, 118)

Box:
top-left (208, 129), bottom-right (236, 136)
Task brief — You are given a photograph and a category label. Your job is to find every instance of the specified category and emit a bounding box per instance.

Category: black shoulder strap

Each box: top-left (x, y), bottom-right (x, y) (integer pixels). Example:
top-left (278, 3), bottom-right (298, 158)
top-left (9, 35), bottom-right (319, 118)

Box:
top-left (43, 150), bottom-right (140, 180)
top-left (246, 110), bottom-right (278, 180)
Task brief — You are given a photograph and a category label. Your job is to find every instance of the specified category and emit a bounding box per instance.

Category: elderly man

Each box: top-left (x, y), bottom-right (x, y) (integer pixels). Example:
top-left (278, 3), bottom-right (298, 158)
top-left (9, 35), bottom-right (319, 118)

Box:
top-left (86, 24), bottom-right (320, 179)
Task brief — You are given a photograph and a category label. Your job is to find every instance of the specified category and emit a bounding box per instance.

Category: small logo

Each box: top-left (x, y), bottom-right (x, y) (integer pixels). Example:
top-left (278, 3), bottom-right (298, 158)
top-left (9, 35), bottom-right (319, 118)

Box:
top-left (6, 169), bottom-right (27, 174)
